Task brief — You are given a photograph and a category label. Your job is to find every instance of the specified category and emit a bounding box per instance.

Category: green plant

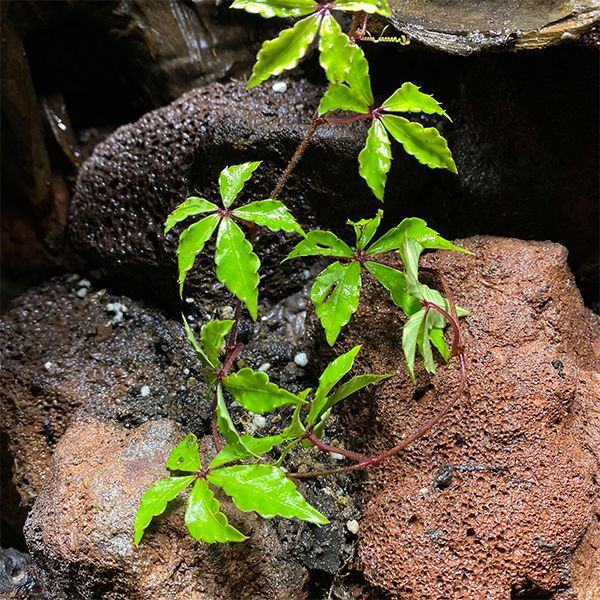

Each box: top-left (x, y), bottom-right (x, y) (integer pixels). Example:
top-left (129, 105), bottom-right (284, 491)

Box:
top-left (135, 0), bottom-right (469, 545)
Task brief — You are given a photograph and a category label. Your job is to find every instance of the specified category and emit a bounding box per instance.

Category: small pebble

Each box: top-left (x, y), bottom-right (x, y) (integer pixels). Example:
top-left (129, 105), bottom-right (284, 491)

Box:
top-left (78, 279), bottom-right (91, 288)
top-left (44, 361), bottom-right (53, 371)
top-left (252, 414), bottom-right (267, 429)
top-left (346, 519), bottom-right (360, 535)
top-left (183, 368), bottom-right (190, 376)
top-left (331, 452), bottom-right (345, 460)
top-left (76, 288), bottom-right (88, 298)
top-left (272, 81), bottom-right (288, 93)
top-left (221, 306), bottom-right (234, 319)
top-left (184, 297), bottom-right (195, 304)
top-left (186, 314), bottom-right (195, 322)
top-left (140, 385), bottom-right (150, 397)
top-left (258, 363), bottom-right (271, 372)
top-left (294, 352), bottom-right (308, 367)
top-left (419, 487), bottom-right (429, 495)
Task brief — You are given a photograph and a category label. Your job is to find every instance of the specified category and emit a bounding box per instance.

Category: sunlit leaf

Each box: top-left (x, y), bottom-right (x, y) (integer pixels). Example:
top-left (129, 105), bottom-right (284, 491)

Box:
top-left (417, 309), bottom-right (436, 374)
top-left (230, 0), bottom-right (316, 18)
top-left (177, 213), bottom-right (221, 296)
top-left (210, 435), bottom-right (284, 468)
top-left (334, 0), bottom-right (391, 17)
top-left (166, 433), bottom-right (201, 473)
top-left (318, 83), bottom-right (371, 115)
top-left (382, 82), bottom-right (450, 120)
top-left (381, 114), bottom-right (457, 174)
top-left (322, 373), bottom-right (392, 414)
top-left (215, 219), bottom-right (260, 320)
top-left (429, 327), bottom-right (450, 362)
top-left (318, 16), bottom-right (356, 84)
top-left (348, 209), bottom-right (383, 250)
top-left (182, 315), bottom-right (214, 372)
top-left (164, 197), bottom-right (218, 234)
top-left (311, 261), bottom-right (361, 346)
top-left (222, 368), bottom-right (305, 413)
top-left (232, 200), bottom-right (304, 235)
top-left (247, 15), bottom-right (320, 88)
top-left (358, 120), bottom-right (391, 201)
top-left (134, 476), bottom-right (195, 545)
top-left (402, 308), bottom-right (426, 381)
top-left (281, 392), bottom-right (310, 439)
top-left (364, 261), bottom-right (421, 315)
top-left (286, 230), bottom-right (354, 259)
top-left (185, 479), bottom-right (247, 543)
top-left (208, 464), bottom-right (328, 524)
top-left (201, 319), bottom-right (234, 368)
top-left (216, 383), bottom-right (243, 446)
top-left (219, 161), bottom-right (261, 208)
top-left (343, 40), bottom-right (373, 107)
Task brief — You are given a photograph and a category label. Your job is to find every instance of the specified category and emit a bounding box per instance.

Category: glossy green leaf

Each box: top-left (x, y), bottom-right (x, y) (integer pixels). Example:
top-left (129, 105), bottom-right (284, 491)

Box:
top-left (334, 0), bottom-right (391, 17)
top-left (164, 197), bottom-right (218, 234)
top-left (364, 261), bottom-right (421, 315)
top-left (318, 83), bottom-right (371, 115)
top-left (208, 464), bottom-right (328, 524)
top-left (182, 315), bottom-right (213, 370)
top-left (417, 309), bottom-right (436, 374)
top-left (201, 319), bottom-right (234, 368)
top-left (402, 308), bottom-right (426, 381)
top-left (429, 327), bottom-right (450, 362)
top-left (398, 237), bottom-right (423, 292)
top-left (281, 392), bottom-right (309, 439)
top-left (177, 213), bottom-right (220, 296)
top-left (230, 0), bottom-right (316, 18)
top-left (166, 433), bottom-right (201, 473)
top-left (309, 345), bottom-right (361, 424)
top-left (286, 230), bottom-right (354, 259)
top-left (344, 40), bottom-right (373, 107)
top-left (210, 435), bottom-right (284, 468)
top-left (216, 384), bottom-right (243, 446)
top-left (232, 200), bottom-right (304, 235)
top-left (322, 373), bottom-right (392, 414)
top-left (318, 16), bottom-right (355, 84)
top-left (219, 161), bottom-right (261, 208)
top-left (247, 15), bottom-right (320, 88)
top-left (134, 476), bottom-right (195, 545)
top-left (222, 367), bottom-right (305, 413)
top-left (359, 120), bottom-right (392, 201)
top-left (382, 82), bottom-right (450, 120)
top-left (215, 219), bottom-right (260, 320)
top-left (381, 114), bottom-right (457, 174)
top-left (185, 479), bottom-right (246, 543)
top-left (311, 261), bottom-right (361, 346)
top-left (348, 209), bottom-right (382, 250)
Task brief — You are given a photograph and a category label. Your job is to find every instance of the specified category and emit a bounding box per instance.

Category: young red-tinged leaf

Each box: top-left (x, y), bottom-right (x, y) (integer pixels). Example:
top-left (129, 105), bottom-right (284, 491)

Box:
top-left (322, 373), bottom-right (392, 414)
top-left (348, 209), bottom-right (383, 250)
top-left (334, 0), bottom-right (391, 17)
top-left (247, 15), bottom-right (321, 88)
top-left (185, 479), bottom-right (247, 543)
top-left (216, 384), bottom-right (244, 446)
top-left (177, 213), bottom-right (221, 296)
top-left (222, 367), bottom-right (305, 413)
top-left (308, 345), bottom-right (361, 424)
top-left (358, 120), bottom-right (392, 201)
top-left (164, 197), bottom-right (218, 234)
top-left (402, 308), bottom-right (426, 382)
top-left (201, 319), bottom-right (234, 368)
top-left (219, 162), bottom-right (261, 208)
top-left (208, 464), bottom-right (328, 524)
top-left (381, 114), bottom-right (458, 174)
top-left (429, 327), bottom-right (450, 362)
top-left (318, 83), bottom-right (371, 116)
top-left (286, 230), bottom-right (354, 259)
top-left (182, 315), bottom-right (214, 370)
top-left (134, 476), bottom-right (195, 545)
top-left (210, 435), bottom-right (284, 468)
top-left (215, 219), bottom-right (260, 320)
top-left (230, 0), bottom-right (316, 18)
top-left (232, 200), bottom-right (304, 235)
top-left (311, 261), bottom-right (361, 346)
top-left (166, 433), bottom-right (201, 473)
top-left (364, 261), bottom-right (421, 315)
top-left (382, 82), bottom-right (451, 120)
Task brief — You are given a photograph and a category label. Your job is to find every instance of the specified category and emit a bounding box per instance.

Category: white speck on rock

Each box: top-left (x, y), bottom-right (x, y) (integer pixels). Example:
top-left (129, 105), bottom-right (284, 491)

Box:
top-left (183, 368), bottom-right (190, 376)
top-left (78, 278), bottom-right (91, 288)
top-left (76, 288), bottom-right (88, 298)
top-left (140, 385), bottom-right (150, 397)
top-left (331, 452), bottom-right (345, 460)
top-left (184, 297), bottom-right (195, 304)
top-left (221, 306), bottom-right (234, 319)
top-left (252, 414), bottom-right (267, 429)
top-left (272, 81), bottom-right (288, 93)
top-left (346, 519), bottom-right (359, 535)
top-left (419, 487), bottom-right (429, 495)
top-left (186, 314), bottom-right (195, 322)
top-left (294, 352), bottom-right (308, 367)
top-left (258, 363), bottom-right (271, 372)
top-left (44, 362), bottom-right (53, 371)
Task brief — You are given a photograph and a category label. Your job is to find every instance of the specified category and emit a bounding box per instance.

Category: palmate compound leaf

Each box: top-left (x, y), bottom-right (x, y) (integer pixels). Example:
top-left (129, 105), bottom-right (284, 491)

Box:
top-left (201, 319), bottom-right (235, 369)
top-left (210, 435), bottom-right (284, 468)
top-left (219, 161), bottom-right (261, 208)
top-left (380, 114), bottom-right (458, 174)
top-left (230, 0), bottom-right (316, 19)
top-left (308, 345), bottom-right (361, 425)
top-left (166, 433), bottom-right (201, 472)
top-left (215, 218), bottom-right (260, 320)
top-left (382, 82), bottom-right (451, 120)
top-left (311, 261), bottom-right (361, 346)
top-left (177, 213), bottom-right (221, 297)
top-left (207, 464), bottom-right (329, 524)
top-left (358, 120), bottom-right (392, 201)
top-left (164, 197), bottom-right (218, 234)
top-left (348, 209), bottom-right (383, 250)
top-left (286, 230), bottom-right (354, 259)
top-left (247, 14), bottom-right (320, 88)
top-left (134, 475), bottom-right (195, 545)
top-left (222, 368), bottom-right (305, 413)
top-left (185, 478), bottom-right (246, 543)
top-left (232, 200), bottom-right (304, 235)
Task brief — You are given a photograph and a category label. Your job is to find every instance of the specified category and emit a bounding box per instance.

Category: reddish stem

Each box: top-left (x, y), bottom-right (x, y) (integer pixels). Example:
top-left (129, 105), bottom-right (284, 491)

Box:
top-left (210, 387), bottom-right (222, 452)
top-left (325, 114), bottom-right (371, 125)
top-left (304, 431), bottom-right (368, 462)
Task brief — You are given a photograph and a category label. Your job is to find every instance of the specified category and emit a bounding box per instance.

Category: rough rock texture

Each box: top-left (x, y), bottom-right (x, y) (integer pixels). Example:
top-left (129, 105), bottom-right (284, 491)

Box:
top-left (0, 275), bottom-right (210, 507)
top-left (23, 418), bottom-right (308, 599)
top-left (388, 0), bottom-right (600, 54)
top-left (333, 237), bottom-right (599, 599)
top-left (0, 547), bottom-right (50, 599)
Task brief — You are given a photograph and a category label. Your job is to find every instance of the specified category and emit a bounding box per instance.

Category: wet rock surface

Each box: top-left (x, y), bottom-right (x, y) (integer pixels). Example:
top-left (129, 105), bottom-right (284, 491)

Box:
top-left (332, 236), bottom-right (600, 599)
top-left (0, 546), bottom-right (49, 599)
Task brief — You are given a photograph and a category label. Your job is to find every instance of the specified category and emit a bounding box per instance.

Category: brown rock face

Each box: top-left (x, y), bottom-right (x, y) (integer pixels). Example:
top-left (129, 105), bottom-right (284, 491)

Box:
top-left (23, 418), bottom-right (307, 599)
top-left (334, 237), bottom-right (599, 599)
